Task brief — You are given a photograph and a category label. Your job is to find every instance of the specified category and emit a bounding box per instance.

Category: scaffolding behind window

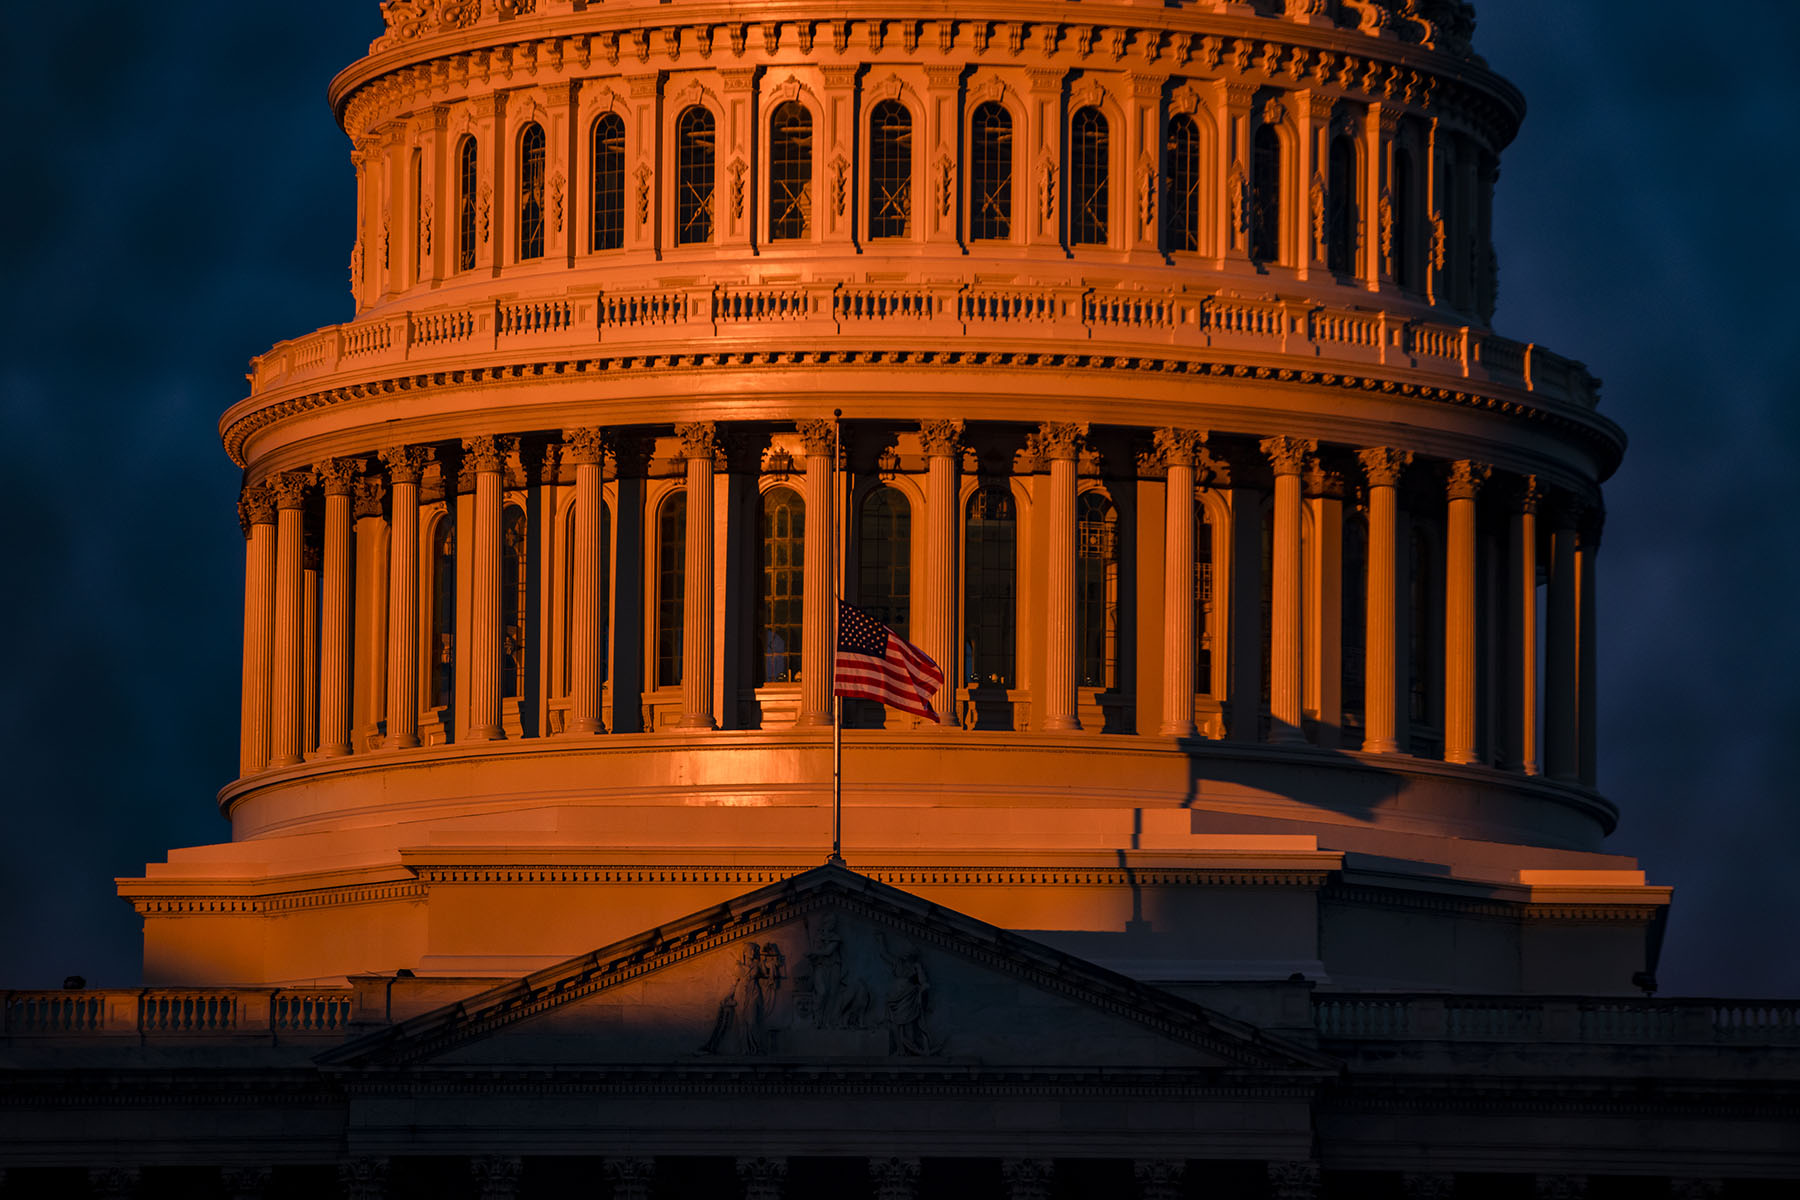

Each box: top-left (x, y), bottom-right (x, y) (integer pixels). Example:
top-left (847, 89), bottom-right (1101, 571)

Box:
top-left (458, 137), bottom-right (478, 271)
top-left (1166, 114), bottom-right (1202, 253)
top-left (1070, 107), bottom-right (1109, 247)
top-left (519, 123), bottom-right (545, 261)
top-left (963, 485), bottom-right (1016, 687)
top-left (676, 107), bottom-right (716, 246)
top-left (768, 102), bottom-right (813, 241)
top-left (970, 103), bottom-right (1013, 241)
top-left (657, 493), bottom-right (686, 687)
top-left (501, 505), bottom-right (529, 701)
top-left (1076, 491), bottom-right (1119, 688)
top-left (756, 487), bottom-right (806, 684)
top-left (859, 486), bottom-right (911, 638)
top-left (429, 513), bottom-right (456, 721)
top-left (869, 100), bottom-right (913, 239)
top-left (591, 112), bottom-right (625, 252)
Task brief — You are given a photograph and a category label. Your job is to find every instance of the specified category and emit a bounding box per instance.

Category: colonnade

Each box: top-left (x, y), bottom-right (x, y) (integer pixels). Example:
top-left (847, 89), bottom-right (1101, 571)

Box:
top-left (236, 420), bottom-right (1601, 790)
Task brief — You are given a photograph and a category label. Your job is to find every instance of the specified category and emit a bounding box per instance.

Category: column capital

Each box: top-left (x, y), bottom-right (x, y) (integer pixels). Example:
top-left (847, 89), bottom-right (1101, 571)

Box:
top-left (735, 1156), bottom-right (787, 1200)
top-left (1001, 1158), bottom-right (1053, 1200)
top-left (797, 418), bottom-right (839, 456)
top-left (1510, 472), bottom-right (1544, 514)
top-left (314, 457), bottom-right (361, 497)
top-left (1134, 1160), bottom-right (1186, 1200)
top-left (1357, 445), bottom-right (1413, 487)
top-left (1152, 426), bottom-right (1208, 467)
top-left (268, 470), bottom-right (313, 511)
top-left (461, 434), bottom-right (516, 474)
top-left (918, 418), bottom-right (966, 457)
top-left (302, 543), bottom-right (323, 573)
top-left (1260, 434), bottom-right (1318, 477)
top-left (1029, 420), bottom-right (1088, 461)
top-left (603, 1159), bottom-right (656, 1200)
top-left (1446, 458), bottom-right (1492, 501)
top-left (1304, 456), bottom-right (1348, 499)
top-left (1267, 1160), bottom-right (1321, 1200)
top-left (533, 440), bottom-right (563, 484)
top-left (378, 443), bottom-right (433, 484)
top-left (1402, 1174), bottom-right (1456, 1200)
top-left (674, 420), bottom-right (718, 460)
top-left (562, 426), bottom-right (610, 465)
top-left (353, 476), bottom-right (388, 519)
top-left (869, 1156), bottom-right (921, 1200)
top-left (472, 1155), bottom-right (522, 1199)
top-left (238, 484), bottom-right (277, 531)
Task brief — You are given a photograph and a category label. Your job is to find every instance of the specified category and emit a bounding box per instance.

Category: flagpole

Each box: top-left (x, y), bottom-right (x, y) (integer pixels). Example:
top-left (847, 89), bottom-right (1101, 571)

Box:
top-left (830, 407), bottom-right (844, 866)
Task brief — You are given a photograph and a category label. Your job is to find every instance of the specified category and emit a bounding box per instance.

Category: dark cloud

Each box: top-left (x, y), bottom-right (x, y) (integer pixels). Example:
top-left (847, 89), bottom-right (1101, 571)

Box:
top-left (2, 2), bottom-right (1792, 995)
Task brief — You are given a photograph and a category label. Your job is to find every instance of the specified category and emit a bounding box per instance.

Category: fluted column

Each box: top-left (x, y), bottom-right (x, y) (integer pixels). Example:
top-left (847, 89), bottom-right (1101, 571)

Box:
top-left (677, 422), bottom-right (718, 730)
top-left (463, 435), bottom-right (511, 742)
top-left (351, 477), bottom-right (389, 751)
top-left (1358, 447), bottom-right (1411, 754)
top-left (1156, 428), bottom-right (1206, 737)
top-left (564, 428), bottom-right (607, 735)
top-left (238, 486), bottom-right (277, 777)
top-left (1577, 508), bottom-right (1602, 788)
top-left (315, 459), bottom-right (358, 758)
top-left (1037, 422), bottom-right (1088, 732)
top-left (302, 544), bottom-right (320, 757)
top-left (1262, 436), bottom-right (1315, 744)
top-left (919, 420), bottom-right (963, 725)
top-left (267, 472), bottom-right (312, 768)
top-left (1444, 460), bottom-right (1490, 764)
top-left (798, 419), bottom-right (837, 728)
top-left (1507, 476), bottom-right (1541, 774)
top-left (1543, 500), bottom-right (1580, 782)
top-left (380, 445), bottom-right (430, 750)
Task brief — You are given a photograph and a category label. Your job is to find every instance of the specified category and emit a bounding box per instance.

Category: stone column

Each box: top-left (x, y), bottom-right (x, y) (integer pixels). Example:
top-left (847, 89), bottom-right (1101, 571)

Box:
top-left (1134, 1160), bottom-right (1185, 1200)
top-left (736, 1156), bottom-right (787, 1200)
top-left (798, 419), bottom-right (838, 728)
top-left (1156, 429), bottom-right (1206, 737)
top-left (919, 420), bottom-right (964, 724)
top-left (869, 1157), bottom-right (921, 1200)
top-left (1267, 1160), bottom-right (1321, 1200)
top-left (1577, 508), bottom-right (1603, 789)
top-left (1262, 436), bottom-right (1316, 744)
top-left (1444, 460), bottom-right (1491, 764)
top-left (302, 544), bottom-right (321, 756)
top-left (1543, 500), bottom-right (1580, 782)
top-left (471, 1155), bottom-right (522, 1200)
top-left (338, 1157), bottom-right (390, 1200)
top-left (1225, 466), bottom-right (1264, 742)
top-left (1507, 477), bottom-right (1541, 774)
top-left (676, 422), bottom-right (718, 729)
top-left (352, 477), bottom-right (389, 751)
top-left (380, 445), bottom-right (430, 750)
top-left (564, 428), bottom-right (607, 735)
top-left (463, 435), bottom-right (511, 742)
top-left (1002, 1159), bottom-right (1053, 1200)
top-left (1357, 448), bottom-right (1411, 753)
top-left (315, 459), bottom-right (358, 758)
top-left (1304, 460), bottom-right (1346, 747)
top-left (602, 1158), bottom-right (656, 1200)
top-left (268, 472), bottom-right (312, 769)
top-left (1036, 422), bottom-right (1088, 732)
top-left (238, 485), bottom-right (277, 778)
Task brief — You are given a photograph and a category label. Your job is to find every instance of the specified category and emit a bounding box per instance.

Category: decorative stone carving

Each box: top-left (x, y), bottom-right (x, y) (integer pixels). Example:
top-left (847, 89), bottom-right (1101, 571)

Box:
top-left (1430, 209), bottom-right (1448, 271)
top-left (1039, 160), bottom-right (1058, 223)
top-left (736, 1157), bottom-right (787, 1200)
top-left (1267, 1160), bottom-right (1321, 1200)
top-left (472, 1154), bottom-right (522, 1200)
top-left (1446, 458), bottom-right (1492, 500)
top-left (461, 434), bottom-right (513, 474)
top-left (674, 421), bottom-right (718, 460)
top-left (797, 419), bottom-right (837, 457)
top-left (1228, 160), bottom-right (1249, 238)
top-left (268, 471), bottom-right (312, 511)
top-left (220, 1166), bottom-right (272, 1200)
top-left (876, 931), bottom-right (938, 1055)
top-left (1340, 0), bottom-right (1390, 36)
top-left (1310, 170), bottom-right (1327, 248)
top-left (379, 443), bottom-right (433, 484)
top-left (1030, 421), bottom-right (1088, 461)
top-left (1669, 1181), bottom-right (1723, 1200)
top-left (1378, 184), bottom-right (1395, 269)
top-left (314, 457), bottom-right (361, 497)
top-left (478, 180), bottom-right (492, 244)
top-left (238, 484), bottom-right (277, 531)
top-left (1402, 1175), bottom-right (1455, 1200)
top-left (730, 157), bottom-right (748, 220)
top-left (936, 154), bottom-right (955, 217)
top-left (338, 1158), bottom-right (389, 1200)
top-left (870, 1157), bottom-right (921, 1200)
top-left (700, 941), bottom-right (785, 1055)
top-left (635, 164), bottom-right (651, 225)
top-left (563, 426), bottom-right (608, 466)
top-left (1001, 1158), bottom-right (1053, 1200)
top-left (604, 1158), bottom-right (656, 1200)
top-left (353, 476), bottom-right (388, 520)
top-left (830, 153), bottom-right (850, 217)
top-left (919, 419), bottom-right (964, 457)
top-left (1357, 445), bottom-right (1412, 487)
top-left (1138, 153), bottom-right (1157, 233)
top-left (1260, 434), bottom-right (1317, 477)
top-left (548, 169), bottom-right (564, 233)
top-left (1135, 1160), bottom-right (1185, 1200)
top-left (1534, 1177), bottom-right (1589, 1200)
top-left (1153, 426), bottom-right (1207, 467)
top-left (87, 1168), bottom-right (141, 1200)
top-left (419, 192), bottom-right (432, 256)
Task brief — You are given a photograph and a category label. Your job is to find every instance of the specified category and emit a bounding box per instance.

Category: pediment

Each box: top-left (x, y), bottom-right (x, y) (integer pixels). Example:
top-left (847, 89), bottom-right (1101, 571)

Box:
top-left (320, 865), bottom-right (1334, 1077)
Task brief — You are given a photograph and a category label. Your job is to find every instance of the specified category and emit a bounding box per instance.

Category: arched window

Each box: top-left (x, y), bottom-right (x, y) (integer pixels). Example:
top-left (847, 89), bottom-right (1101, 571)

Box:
top-left (1250, 123), bottom-right (1281, 264)
top-left (1076, 492), bottom-right (1119, 688)
top-left (970, 103), bottom-right (1013, 242)
top-left (591, 112), bottom-right (625, 252)
top-left (768, 102), bottom-right (813, 241)
top-left (429, 513), bottom-right (457, 719)
top-left (963, 485), bottom-right (1016, 687)
top-left (1166, 113), bottom-right (1202, 253)
top-left (501, 505), bottom-right (529, 701)
top-left (518, 123), bottom-right (546, 261)
top-left (757, 487), bottom-right (805, 684)
top-left (1327, 134), bottom-right (1358, 276)
top-left (457, 136), bottom-right (478, 272)
top-left (868, 100), bottom-right (913, 239)
top-left (1195, 499), bottom-right (1216, 694)
top-left (858, 487), bottom-right (911, 637)
top-left (676, 106), bottom-right (716, 246)
top-left (656, 493), bottom-right (686, 687)
top-left (1392, 146), bottom-right (1416, 288)
top-left (1070, 107), bottom-right (1109, 247)
top-left (1341, 512), bottom-right (1368, 735)
top-left (560, 499), bottom-right (612, 695)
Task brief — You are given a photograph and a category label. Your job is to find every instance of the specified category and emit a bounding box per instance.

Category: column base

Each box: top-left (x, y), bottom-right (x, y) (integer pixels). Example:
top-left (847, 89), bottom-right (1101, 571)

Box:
top-left (1361, 738), bottom-right (1401, 754)
top-left (1159, 722), bottom-right (1198, 738)
top-left (1042, 717), bottom-right (1081, 732)
top-left (315, 744), bottom-right (351, 759)
top-left (267, 754), bottom-right (303, 770)
top-left (677, 717), bottom-right (717, 731)
top-left (566, 719), bottom-right (603, 736)
top-left (386, 734), bottom-right (420, 751)
top-left (465, 728), bottom-right (502, 743)
top-left (1444, 749), bottom-right (1479, 766)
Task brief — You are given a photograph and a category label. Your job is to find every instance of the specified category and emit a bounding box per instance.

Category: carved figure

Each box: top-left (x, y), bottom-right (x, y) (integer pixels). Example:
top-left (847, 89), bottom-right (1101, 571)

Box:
top-left (876, 933), bottom-right (936, 1056)
top-left (803, 914), bottom-right (870, 1029)
top-left (701, 941), bottom-right (781, 1055)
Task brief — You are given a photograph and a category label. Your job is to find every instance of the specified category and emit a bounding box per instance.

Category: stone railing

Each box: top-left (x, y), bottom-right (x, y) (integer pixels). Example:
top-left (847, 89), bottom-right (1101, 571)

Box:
top-left (1314, 994), bottom-right (1800, 1044)
top-left (2, 988), bottom-right (354, 1043)
top-left (246, 282), bottom-right (1600, 414)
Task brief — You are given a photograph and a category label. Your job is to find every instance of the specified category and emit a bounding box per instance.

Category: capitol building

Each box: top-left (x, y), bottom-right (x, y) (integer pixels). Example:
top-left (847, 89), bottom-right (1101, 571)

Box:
top-left (3, 0), bottom-right (1797, 1196)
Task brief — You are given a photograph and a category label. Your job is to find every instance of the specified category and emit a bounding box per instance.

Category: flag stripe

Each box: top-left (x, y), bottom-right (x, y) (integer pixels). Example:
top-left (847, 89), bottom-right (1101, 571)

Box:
top-left (832, 601), bottom-right (943, 721)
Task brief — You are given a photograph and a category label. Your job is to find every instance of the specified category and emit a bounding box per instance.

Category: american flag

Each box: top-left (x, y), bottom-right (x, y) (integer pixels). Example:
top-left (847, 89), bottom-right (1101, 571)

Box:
top-left (833, 601), bottom-right (943, 721)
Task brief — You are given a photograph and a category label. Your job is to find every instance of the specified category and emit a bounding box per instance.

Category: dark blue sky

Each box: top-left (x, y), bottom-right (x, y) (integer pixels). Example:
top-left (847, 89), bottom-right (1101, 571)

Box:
top-left (2, 3), bottom-right (1794, 995)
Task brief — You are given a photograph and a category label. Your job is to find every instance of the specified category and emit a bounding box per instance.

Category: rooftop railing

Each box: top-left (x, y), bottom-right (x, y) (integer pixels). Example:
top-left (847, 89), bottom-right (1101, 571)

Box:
top-left (2, 988), bottom-right (353, 1044)
top-left (1314, 994), bottom-right (1800, 1045)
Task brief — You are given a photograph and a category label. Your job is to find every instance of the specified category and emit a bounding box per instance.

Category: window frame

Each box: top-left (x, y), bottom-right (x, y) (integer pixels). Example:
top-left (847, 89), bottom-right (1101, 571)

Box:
top-left (589, 110), bottom-right (627, 254)
top-left (967, 99), bottom-right (1018, 244)
top-left (1069, 105), bottom-right (1112, 249)
top-left (517, 121), bottom-right (547, 262)
top-left (866, 97), bottom-right (916, 242)
top-left (673, 104), bottom-right (718, 248)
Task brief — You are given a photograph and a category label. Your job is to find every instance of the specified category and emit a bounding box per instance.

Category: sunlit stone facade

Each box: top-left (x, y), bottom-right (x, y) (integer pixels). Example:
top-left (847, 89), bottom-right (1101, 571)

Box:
top-left (4, 1), bottom-right (1798, 1195)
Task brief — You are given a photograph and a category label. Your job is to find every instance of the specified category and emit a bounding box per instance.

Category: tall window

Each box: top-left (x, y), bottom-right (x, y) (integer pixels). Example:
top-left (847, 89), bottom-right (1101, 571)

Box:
top-left (457, 136), bottom-right (478, 271)
top-left (963, 485), bottom-right (1016, 687)
top-left (1166, 113), bottom-right (1202, 253)
top-left (1341, 513), bottom-right (1368, 735)
top-left (1195, 500), bottom-right (1215, 694)
top-left (1393, 147), bottom-right (1415, 288)
top-left (676, 106), bottom-right (716, 246)
top-left (501, 505), bottom-right (528, 701)
top-left (657, 493), bottom-right (686, 687)
top-left (1250, 123), bottom-right (1281, 264)
top-left (1327, 134), bottom-right (1357, 276)
top-left (1070, 107), bottom-right (1109, 247)
top-left (970, 103), bottom-right (1013, 242)
top-left (519, 123), bottom-right (545, 261)
top-left (1076, 492), bottom-right (1119, 688)
top-left (768, 102), bottom-right (813, 241)
top-left (429, 513), bottom-right (457, 718)
top-left (859, 487), bottom-right (911, 638)
top-left (757, 487), bottom-right (805, 685)
top-left (591, 112), bottom-right (625, 252)
top-left (869, 100), bottom-right (913, 239)
top-left (560, 500), bottom-right (612, 694)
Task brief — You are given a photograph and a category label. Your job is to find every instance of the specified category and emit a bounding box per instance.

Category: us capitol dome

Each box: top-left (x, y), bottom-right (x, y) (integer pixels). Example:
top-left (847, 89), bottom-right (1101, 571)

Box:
top-left (6, 1), bottom-right (1797, 1196)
